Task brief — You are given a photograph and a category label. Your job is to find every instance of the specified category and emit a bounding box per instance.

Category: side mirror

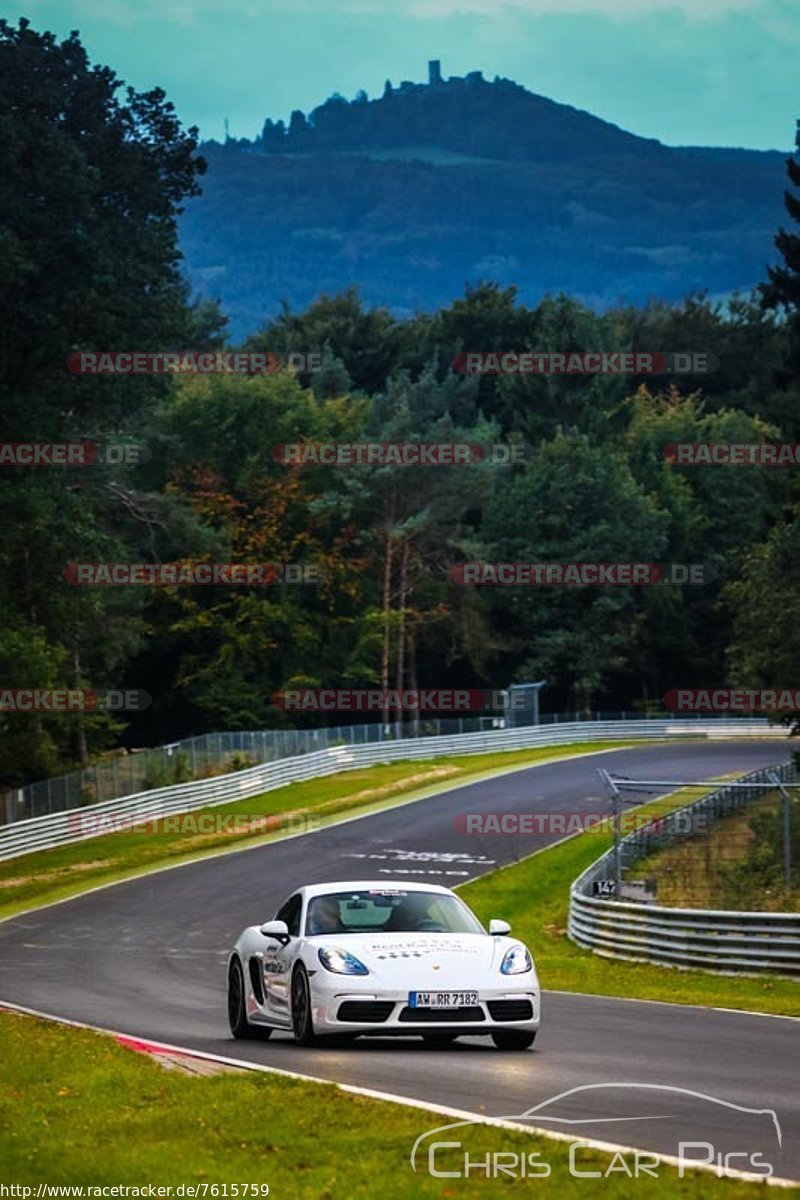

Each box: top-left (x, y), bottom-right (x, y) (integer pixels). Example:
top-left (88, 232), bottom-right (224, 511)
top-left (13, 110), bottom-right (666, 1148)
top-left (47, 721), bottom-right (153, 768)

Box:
top-left (260, 919), bottom-right (290, 945)
top-left (489, 918), bottom-right (511, 936)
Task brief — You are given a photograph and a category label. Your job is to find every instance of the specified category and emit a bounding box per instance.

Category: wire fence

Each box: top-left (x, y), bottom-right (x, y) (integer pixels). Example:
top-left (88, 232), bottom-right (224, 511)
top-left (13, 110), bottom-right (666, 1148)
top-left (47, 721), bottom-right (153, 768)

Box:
top-left (574, 759), bottom-right (798, 907)
top-left (569, 760), bottom-right (800, 972)
top-left (0, 710), bottom-right (785, 827)
top-left (615, 763), bottom-right (800, 911)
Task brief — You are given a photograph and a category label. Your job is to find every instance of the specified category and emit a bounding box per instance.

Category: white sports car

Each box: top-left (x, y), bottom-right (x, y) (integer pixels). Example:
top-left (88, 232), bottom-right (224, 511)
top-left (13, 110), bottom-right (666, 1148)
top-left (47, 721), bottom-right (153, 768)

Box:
top-left (227, 880), bottom-right (540, 1049)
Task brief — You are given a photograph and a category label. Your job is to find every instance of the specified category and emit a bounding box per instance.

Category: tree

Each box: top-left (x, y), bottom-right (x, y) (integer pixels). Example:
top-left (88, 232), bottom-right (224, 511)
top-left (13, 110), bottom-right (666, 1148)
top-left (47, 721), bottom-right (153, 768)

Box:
top-left (0, 19), bottom-right (207, 782)
top-left (725, 509), bottom-right (800, 736)
top-left (288, 110), bottom-right (309, 143)
top-left (245, 288), bottom-right (405, 394)
top-left (0, 18), bottom-right (206, 431)
top-left (135, 370), bottom-right (373, 734)
top-left (762, 121), bottom-right (800, 367)
top-left (725, 117), bottom-right (800, 733)
top-left (480, 433), bottom-right (668, 711)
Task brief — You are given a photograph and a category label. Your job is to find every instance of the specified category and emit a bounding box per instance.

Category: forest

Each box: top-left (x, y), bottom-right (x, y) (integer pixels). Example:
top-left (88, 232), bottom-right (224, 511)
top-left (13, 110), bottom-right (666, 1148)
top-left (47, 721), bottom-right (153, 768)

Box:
top-left (2, 18), bottom-right (800, 790)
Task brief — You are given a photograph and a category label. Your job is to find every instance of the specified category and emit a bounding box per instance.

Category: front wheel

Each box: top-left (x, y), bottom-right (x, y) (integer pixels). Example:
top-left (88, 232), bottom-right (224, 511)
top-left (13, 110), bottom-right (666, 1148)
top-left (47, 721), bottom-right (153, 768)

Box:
top-left (291, 964), bottom-right (317, 1046)
top-left (228, 959), bottom-right (267, 1040)
top-left (491, 1030), bottom-right (536, 1051)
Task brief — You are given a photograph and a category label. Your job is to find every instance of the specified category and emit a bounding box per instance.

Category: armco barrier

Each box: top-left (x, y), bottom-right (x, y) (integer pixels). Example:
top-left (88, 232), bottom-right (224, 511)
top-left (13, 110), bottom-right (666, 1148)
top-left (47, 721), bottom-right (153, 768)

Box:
top-left (2, 710), bottom-right (781, 825)
top-left (568, 759), bottom-right (800, 975)
top-left (0, 719), bottom-right (787, 863)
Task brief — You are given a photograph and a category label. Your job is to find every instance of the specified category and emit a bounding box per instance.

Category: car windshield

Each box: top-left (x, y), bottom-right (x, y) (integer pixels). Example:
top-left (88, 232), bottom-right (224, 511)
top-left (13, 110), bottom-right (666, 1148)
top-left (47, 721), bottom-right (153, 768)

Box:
top-left (305, 889), bottom-right (484, 936)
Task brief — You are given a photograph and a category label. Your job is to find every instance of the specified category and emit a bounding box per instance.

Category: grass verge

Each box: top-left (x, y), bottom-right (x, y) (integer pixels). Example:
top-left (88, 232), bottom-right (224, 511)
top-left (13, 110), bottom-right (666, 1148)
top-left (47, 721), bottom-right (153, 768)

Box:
top-left (460, 786), bottom-right (800, 1017)
top-left (0, 741), bottom-right (642, 922)
top-left (0, 1009), bottom-right (779, 1195)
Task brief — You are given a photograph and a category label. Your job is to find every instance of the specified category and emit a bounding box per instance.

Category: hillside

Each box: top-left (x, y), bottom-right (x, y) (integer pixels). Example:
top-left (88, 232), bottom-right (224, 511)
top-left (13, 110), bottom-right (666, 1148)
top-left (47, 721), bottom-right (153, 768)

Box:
top-left (179, 66), bottom-right (787, 338)
top-left (255, 69), bottom-right (667, 161)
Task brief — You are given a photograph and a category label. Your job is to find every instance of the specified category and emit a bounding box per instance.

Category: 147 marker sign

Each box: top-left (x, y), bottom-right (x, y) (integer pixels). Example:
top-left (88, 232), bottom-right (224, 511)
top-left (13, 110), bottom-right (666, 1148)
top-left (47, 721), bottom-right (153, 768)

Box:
top-left (592, 880), bottom-right (617, 897)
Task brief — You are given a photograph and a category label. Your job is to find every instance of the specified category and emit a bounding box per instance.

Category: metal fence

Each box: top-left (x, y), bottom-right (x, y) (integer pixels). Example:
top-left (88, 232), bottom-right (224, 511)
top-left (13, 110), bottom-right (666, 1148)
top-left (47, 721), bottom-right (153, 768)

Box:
top-left (568, 760), bottom-right (800, 975)
top-left (1, 718), bottom-right (502, 826)
top-left (0, 710), bottom-right (784, 828)
top-left (0, 718), bottom-right (787, 862)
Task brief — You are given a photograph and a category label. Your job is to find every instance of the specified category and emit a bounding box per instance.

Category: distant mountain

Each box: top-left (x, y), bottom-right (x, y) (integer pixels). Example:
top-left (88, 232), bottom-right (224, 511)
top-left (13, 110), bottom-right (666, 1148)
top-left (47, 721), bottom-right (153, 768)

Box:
top-left (179, 65), bottom-right (787, 339)
top-left (255, 67), bottom-right (668, 162)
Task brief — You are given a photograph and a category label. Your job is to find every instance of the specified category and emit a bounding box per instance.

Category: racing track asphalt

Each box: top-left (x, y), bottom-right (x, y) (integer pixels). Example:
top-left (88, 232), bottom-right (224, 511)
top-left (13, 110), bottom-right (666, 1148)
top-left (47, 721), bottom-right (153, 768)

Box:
top-left (1, 742), bottom-right (797, 1181)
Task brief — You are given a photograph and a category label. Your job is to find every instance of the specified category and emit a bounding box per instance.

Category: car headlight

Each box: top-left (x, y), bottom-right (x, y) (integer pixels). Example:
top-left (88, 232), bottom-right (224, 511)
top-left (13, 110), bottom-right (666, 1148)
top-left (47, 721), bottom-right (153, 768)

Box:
top-left (318, 947), bottom-right (370, 976)
top-left (500, 944), bottom-right (532, 975)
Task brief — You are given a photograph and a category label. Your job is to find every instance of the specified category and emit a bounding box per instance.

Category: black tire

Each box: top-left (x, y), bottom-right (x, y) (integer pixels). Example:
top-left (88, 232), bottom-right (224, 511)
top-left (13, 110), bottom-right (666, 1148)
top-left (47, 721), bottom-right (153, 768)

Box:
top-left (491, 1030), bottom-right (536, 1051)
top-left (291, 964), bottom-right (317, 1046)
top-left (228, 958), bottom-right (268, 1040)
top-left (422, 1033), bottom-right (458, 1048)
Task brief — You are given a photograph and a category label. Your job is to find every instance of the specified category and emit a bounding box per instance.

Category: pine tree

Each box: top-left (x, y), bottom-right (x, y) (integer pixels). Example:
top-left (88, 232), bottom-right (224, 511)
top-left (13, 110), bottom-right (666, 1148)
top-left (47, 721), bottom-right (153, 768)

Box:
top-left (761, 119), bottom-right (800, 373)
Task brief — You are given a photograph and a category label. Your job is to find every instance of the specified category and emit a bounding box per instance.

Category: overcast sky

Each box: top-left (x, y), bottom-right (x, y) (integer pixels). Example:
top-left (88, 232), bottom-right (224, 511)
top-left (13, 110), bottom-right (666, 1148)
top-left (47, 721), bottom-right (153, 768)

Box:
top-left (21, 0), bottom-right (798, 149)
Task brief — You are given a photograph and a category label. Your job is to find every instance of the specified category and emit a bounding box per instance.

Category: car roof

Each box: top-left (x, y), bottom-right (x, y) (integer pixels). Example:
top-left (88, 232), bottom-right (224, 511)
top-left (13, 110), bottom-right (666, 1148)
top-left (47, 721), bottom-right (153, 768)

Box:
top-left (299, 880), bottom-right (456, 900)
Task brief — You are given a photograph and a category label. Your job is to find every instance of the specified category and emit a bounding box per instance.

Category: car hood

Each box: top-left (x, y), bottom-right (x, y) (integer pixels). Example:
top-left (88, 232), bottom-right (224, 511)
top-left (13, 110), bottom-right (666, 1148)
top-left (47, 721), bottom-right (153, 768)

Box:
top-left (309, 932), bottom-right (518, 987)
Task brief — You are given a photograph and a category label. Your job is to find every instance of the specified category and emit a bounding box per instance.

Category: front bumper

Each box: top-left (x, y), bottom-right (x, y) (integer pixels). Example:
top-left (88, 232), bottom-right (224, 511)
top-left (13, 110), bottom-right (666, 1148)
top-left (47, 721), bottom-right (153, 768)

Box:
top-left (310, 985), bottom-right (540, 1035)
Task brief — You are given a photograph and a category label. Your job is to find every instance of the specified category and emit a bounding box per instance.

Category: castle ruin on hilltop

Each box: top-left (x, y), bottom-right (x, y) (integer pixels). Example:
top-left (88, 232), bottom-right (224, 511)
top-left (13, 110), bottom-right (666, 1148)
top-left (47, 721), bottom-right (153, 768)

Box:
top-left (384, 61), bottom-right (485, 95)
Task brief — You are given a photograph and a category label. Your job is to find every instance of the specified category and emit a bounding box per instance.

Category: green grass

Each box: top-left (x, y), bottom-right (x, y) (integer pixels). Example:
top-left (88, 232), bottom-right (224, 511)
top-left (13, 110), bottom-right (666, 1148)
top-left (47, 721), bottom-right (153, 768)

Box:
top-left (0, 1010), bottom-right (780, 1195)
top-left (460, 786), bottom-right (800, 1017)
top-left (0, 741), bottom-right (642, 922)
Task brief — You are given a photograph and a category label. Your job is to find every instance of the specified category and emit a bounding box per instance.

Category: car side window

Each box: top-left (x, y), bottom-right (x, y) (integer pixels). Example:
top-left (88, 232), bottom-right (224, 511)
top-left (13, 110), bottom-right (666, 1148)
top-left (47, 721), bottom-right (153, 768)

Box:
top-left (275, 893), bottom-right (302, 938)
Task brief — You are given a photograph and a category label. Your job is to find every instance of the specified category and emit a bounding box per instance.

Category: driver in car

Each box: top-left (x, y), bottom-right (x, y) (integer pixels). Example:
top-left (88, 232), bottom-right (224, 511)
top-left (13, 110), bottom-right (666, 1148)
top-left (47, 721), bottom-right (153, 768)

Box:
top-left (385, 893), bottom-right (436, 932)
top-left (308, 895), bottom-right (345, 934)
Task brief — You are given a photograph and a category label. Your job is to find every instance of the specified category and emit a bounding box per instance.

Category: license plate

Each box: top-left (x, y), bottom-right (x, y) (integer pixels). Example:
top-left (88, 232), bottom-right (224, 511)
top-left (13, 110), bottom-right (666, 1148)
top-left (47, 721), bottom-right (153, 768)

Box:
top-left (409, 991), bottom-right (478, 1008)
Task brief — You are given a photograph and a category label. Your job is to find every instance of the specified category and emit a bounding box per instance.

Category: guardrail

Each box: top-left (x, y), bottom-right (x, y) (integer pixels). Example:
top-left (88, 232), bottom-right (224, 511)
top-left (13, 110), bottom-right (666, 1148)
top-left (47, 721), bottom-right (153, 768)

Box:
top-left (0, 718), bottom-right (786, 863)
top-left (2, 710), bottom-right (782, 825)
top-left (568, 760), bottom-right (800, 975)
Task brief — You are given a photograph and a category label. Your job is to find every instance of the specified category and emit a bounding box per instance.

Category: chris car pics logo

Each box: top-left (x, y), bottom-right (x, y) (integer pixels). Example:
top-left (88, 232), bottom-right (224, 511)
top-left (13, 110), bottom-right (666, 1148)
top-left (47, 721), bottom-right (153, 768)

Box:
top-left (410, 1084), bottom-right (780, 1182)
